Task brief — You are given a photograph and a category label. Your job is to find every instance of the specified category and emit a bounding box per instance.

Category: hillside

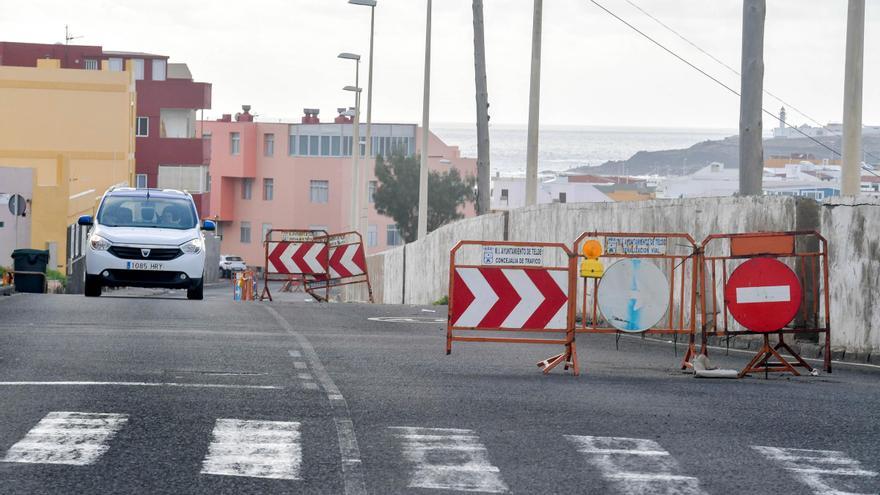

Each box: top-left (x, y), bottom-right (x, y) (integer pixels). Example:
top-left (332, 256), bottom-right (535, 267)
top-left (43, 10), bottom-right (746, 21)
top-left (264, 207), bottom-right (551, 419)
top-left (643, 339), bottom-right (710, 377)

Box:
top-left (568, 135), bottom-right (880, 176)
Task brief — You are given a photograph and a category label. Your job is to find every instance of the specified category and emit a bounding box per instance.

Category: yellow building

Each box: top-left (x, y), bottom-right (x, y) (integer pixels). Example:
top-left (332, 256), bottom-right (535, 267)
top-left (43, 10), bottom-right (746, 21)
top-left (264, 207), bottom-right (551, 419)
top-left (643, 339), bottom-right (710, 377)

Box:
top-left (0, 59), bottom-right (135, 271)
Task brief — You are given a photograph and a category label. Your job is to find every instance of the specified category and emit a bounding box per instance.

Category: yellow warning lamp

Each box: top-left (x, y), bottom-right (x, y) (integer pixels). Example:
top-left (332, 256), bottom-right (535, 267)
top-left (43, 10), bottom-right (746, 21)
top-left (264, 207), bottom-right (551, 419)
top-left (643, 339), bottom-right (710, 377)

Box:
top-left (580, 240), bottom-right (604, 278)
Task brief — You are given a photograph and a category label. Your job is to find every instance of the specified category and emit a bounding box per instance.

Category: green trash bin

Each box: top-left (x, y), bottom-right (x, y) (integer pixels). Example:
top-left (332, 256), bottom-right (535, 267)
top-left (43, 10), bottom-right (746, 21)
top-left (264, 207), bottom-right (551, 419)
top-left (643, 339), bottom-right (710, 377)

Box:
top-left (11, 249), bottom-right (49, 293)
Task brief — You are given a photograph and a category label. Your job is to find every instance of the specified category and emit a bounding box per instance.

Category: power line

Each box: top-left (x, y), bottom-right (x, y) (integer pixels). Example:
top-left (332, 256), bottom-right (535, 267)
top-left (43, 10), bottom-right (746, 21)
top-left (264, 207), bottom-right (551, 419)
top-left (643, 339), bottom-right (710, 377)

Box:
top-left (588, 0), bottom-right (878, 177)
top-left (622, 0), bottom-right (880, 167)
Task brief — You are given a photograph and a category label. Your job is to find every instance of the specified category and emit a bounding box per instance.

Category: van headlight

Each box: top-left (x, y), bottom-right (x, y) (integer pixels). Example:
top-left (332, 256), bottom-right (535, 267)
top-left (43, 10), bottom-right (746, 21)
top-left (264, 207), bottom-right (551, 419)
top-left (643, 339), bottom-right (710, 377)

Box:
top-left (180, 238), bottom-right (203, 254)
top-left (89, 234), bottom-right (111, 251)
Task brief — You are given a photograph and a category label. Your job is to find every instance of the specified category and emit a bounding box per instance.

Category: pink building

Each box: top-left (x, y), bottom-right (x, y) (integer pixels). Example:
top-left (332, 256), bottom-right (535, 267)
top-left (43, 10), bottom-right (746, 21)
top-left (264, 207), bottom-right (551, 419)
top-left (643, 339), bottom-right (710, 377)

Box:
top-left (201, 107), bottom-right (476, 265)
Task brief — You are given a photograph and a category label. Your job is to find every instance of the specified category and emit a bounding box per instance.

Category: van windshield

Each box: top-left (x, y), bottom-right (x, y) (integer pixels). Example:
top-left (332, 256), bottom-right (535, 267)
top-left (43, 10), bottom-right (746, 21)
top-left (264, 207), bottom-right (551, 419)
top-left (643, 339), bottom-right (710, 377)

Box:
top-left (97, 196), bottom-right (198, 230)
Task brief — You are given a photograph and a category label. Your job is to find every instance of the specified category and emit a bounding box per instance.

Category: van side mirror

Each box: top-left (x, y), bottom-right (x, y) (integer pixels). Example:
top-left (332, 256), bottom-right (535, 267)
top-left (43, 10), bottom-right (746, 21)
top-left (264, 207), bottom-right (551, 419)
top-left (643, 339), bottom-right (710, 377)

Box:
top-left (202, 219), bottom-right (216, 232)
top-left (78, 215), bottom-right (93, 226)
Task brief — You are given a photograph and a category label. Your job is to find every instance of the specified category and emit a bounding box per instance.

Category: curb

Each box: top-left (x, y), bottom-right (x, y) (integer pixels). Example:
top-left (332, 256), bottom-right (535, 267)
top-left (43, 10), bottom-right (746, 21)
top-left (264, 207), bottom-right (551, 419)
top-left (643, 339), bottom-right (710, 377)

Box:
top-left (705, 335), bottom-right (875, 367)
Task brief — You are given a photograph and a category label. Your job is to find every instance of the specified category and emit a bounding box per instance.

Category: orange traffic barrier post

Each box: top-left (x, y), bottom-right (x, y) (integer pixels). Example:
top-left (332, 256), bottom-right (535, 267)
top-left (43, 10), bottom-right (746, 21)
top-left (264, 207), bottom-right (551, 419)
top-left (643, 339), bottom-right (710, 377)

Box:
top-left (700, 231), bottom-right (831, 377)
top-left (304, 231), bottom-right (373, 303)
top-left (572, 232), bottom-right (701, 370)
top-left (447, 240), bottom-right (579, 375)
top-left (260, 228), bottom-right (330, 302)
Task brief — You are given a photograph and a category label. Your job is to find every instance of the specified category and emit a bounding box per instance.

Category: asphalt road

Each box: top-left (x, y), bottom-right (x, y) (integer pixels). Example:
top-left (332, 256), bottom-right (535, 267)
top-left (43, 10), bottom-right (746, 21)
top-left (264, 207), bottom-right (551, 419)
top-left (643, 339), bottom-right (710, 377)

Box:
top-left (0, 283), bottom-right (877, 494)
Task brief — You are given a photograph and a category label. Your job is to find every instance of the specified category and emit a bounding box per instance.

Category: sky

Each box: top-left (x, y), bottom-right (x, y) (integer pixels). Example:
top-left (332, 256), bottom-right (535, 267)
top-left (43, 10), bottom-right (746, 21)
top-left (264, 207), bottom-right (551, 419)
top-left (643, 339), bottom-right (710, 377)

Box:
top-left (1, 0), bottom-right (877, 129)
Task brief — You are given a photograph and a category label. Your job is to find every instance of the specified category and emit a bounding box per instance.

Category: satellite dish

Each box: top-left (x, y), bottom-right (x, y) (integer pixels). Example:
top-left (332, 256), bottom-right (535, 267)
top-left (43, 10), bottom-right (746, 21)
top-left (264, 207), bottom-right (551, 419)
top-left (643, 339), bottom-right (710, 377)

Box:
top-left (597, 259), bottom-right (669, 333)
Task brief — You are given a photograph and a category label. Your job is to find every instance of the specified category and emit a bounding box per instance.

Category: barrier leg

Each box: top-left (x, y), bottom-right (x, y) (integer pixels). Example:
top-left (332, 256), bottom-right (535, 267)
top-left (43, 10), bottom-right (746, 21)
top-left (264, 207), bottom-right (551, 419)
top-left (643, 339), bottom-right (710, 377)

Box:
top-left (739, 335), bottom-right (800, 378)
top-left (774, 334), bottom-right (814, 372)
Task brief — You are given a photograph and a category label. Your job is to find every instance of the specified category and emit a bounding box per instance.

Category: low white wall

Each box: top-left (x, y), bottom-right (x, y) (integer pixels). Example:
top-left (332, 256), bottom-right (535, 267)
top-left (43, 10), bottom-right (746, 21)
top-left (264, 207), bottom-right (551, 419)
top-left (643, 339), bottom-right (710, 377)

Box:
top-left (345, 196), bottom-right (880, 357)
top-left (822, 197), bottom-right (880, 357)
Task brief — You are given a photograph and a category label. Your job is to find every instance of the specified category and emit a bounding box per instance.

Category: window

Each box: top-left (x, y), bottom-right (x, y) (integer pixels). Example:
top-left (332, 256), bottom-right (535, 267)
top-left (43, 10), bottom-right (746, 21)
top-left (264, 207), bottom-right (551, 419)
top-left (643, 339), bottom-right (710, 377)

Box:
top-left (299, 135), bottom-right (308, 155)
top-left (288, 135), bottom-right (296, 155)
top-left (160, 109), bottom-right (195, 138)
top-left (310, 180), bottom-right (329, 203)
top-left (331, 136), bottom-right (341, 156)
top-left (206, 173), bottom-right (211, 193)
top-left (240, 221), bottom-right (251, 243)
top-left (321, 136), bottom-right (330, 156)
top-left (261, 223), bottom-right (273, 243)
top-left (152, 59), bottom-right (166, 81)
top-left (264, 133), bottom-right (275, 156)
top-left (309, 225), bottom-right (328, 233)
top-left (368, 180), bottom-right (377, 203)
top-left (309, 136), bottom-right (319, 156)
top-left (343, 136), bottom-right (352, 156)
top-left (367, 225), bottom-right (377, 247)
top-left (387, 224), bottom-right (402, 246)
top-left (559, 192), bottom-right (567, 204)
top-left (136, 117), bottom-right (149, 137)
top-left (108, 57), bottom-right (123, 72)
top-left (157, 165), bottom-right (209, 193)
top-left (135, 174), bottom-right (148, 188)
top-left (241, 178), bottom-right (253, 200)
top-left (263, 178), bottom-right (274, 201)
top-left (500, 189), bottom-right (509, 201)
top-left (230, 132), bottom-right (240, 155)
top-left (84, 59), bottom-right (99, 70)
top-left (132, 59), bottom-right (144, 80)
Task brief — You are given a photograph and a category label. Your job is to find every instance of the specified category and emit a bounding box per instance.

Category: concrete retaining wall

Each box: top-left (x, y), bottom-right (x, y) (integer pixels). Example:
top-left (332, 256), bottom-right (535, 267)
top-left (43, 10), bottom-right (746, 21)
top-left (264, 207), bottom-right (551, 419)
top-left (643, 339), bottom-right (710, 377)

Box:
top-left (821, 197), bottom-right (880, 359)
top-left (345, 195), bottom-right (880, 358)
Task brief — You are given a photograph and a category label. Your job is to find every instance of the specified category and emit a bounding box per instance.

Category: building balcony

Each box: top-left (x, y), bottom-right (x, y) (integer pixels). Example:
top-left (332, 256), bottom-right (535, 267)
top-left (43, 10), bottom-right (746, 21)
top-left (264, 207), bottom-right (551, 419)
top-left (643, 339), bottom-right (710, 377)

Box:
top-left (135, 79), bottom-right (211, 113)
top-left (136, 136), bottom-right (210, 165)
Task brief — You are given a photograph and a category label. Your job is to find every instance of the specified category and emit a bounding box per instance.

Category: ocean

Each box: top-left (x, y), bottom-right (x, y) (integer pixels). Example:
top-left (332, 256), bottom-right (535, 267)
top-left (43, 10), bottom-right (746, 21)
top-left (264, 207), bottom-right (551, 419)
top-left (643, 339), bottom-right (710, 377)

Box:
top-left (432, 124), bottom-right (735, 176)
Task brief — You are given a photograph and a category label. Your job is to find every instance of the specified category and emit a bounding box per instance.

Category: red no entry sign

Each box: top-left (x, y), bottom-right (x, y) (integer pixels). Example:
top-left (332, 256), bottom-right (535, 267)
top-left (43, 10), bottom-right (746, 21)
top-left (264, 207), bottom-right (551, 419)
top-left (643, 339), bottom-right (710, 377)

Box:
top-left (724, 258), bottom-right (802, 332)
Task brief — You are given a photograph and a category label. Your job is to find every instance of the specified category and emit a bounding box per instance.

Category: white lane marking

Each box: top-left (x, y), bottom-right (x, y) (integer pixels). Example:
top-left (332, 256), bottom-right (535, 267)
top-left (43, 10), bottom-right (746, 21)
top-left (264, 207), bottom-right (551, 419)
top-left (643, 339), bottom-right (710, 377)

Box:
top-left (500, 269), bottom-right (542, 328)
top-left (298, 373), bottom-right (314, 380)
top-left (454, 268), bottom-right (499, 328)
top-left (2, 412), bottom-right (128, 466)
top-left (293, 361), bottom-right (308, 370)
top-left (264, 305), bottom-right (366, 495)
top-left (390, 426), bottom-right (508, 493)
top-left (566, 435), bottom-right (706, 495)
top-left (736, 285), bottom-right (791, 303)
top-left (201, 419), bottom-right (301, 480)
top-left (288, 350), bottom-right (302, 358)
top-left (0, 381), bottom-right (281, 390)
top-left (753, 446), bottom-right (878, 495)
top-left (303, 382), bottom-right (320, 390)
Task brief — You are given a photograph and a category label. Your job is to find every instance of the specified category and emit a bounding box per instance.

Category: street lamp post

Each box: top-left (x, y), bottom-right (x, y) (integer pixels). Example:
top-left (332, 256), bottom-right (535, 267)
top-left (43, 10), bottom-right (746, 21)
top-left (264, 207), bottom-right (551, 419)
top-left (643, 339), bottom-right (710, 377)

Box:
top-left (417, 0), bottom-right (432, 240)
top-left (349, 0), bottom-right (378, 243)
top-left (340, 53), bottom-right (362, 233)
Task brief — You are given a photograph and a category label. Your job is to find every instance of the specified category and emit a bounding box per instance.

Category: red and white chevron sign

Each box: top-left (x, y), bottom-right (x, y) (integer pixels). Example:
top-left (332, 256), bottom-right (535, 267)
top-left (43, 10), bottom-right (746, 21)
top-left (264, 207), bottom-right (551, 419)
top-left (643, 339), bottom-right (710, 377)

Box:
top-left (267, 242), bottom-right (328, 275)
top-left (451, 267), bottom-right (569, 329)
top-left (328, 243), bottom-right (367, 279)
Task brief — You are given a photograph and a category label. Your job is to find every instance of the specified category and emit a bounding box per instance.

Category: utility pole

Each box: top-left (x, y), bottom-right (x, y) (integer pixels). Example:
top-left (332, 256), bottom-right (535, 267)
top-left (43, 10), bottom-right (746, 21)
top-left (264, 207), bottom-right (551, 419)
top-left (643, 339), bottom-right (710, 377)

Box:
top-left (525, 0), bottom-right (543, 206)
top-left (417, 0), bottom-right (432, 240)
top-left (473, 0), bottom-right (491, 215)
top-left (738, 0), bottom-right (765, 196)
top-left (841, 0), bottom-right (865, 196)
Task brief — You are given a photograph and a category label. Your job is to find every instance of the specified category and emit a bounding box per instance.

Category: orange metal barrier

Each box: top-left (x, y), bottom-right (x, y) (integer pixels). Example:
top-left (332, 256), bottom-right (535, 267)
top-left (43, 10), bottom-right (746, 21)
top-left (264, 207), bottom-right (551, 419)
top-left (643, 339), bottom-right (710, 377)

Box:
top-left (260, 229), bottom-right (329, 302)
top-left (304, 231), bottom-right (374, 303)
top-left (572, 232), bottom-right (700, 370)
top-left (700, 231), bottom-right (831, 377)
top-left (446, 240), bottom-right (578, 375)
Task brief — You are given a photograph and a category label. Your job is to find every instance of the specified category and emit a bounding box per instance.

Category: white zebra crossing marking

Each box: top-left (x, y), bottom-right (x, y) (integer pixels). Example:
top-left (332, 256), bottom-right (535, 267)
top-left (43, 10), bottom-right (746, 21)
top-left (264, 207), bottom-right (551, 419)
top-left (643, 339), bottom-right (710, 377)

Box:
top-left (1, 411), bottom-right (128, 466)
top-left (201, 419), bottom-right (302, 480)
top-left (390, 426), bottom-right (508, 493)
top-left (753, 446), bottom-right (878, 495)
top-left (566, 435), bottom-right (706, 495)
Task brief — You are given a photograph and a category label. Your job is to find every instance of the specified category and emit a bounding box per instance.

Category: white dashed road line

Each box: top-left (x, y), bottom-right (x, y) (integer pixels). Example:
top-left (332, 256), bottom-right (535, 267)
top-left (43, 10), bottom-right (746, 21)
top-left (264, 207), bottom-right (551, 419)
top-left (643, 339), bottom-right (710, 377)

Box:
top-left (566, 435), bottom-right (706, 495)
top-left (753, 446), bottom-right (878, 495)
top-left (0, 381), bottom-right (281, 390)
top-left (264, 305), bottom-right (366, 495)
top-left (201, 419), bottom-right (302, 480)
top-left (2, 411), bottom-right (128, 466)
top-left (390, 426), bottom-right (509, 493)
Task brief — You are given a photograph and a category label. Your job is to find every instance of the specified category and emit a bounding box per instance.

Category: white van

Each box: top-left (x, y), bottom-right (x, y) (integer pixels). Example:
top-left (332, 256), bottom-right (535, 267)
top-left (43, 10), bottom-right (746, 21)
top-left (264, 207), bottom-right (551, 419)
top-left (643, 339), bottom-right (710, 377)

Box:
top-left (78, 188), bottom-right (215, 300)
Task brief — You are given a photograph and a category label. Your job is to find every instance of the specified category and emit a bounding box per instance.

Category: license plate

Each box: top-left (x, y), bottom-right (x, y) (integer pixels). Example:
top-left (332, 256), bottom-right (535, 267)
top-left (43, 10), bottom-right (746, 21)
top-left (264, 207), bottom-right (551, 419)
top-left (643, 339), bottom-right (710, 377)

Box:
top-left (126, 261), bottom-right (165, 271)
